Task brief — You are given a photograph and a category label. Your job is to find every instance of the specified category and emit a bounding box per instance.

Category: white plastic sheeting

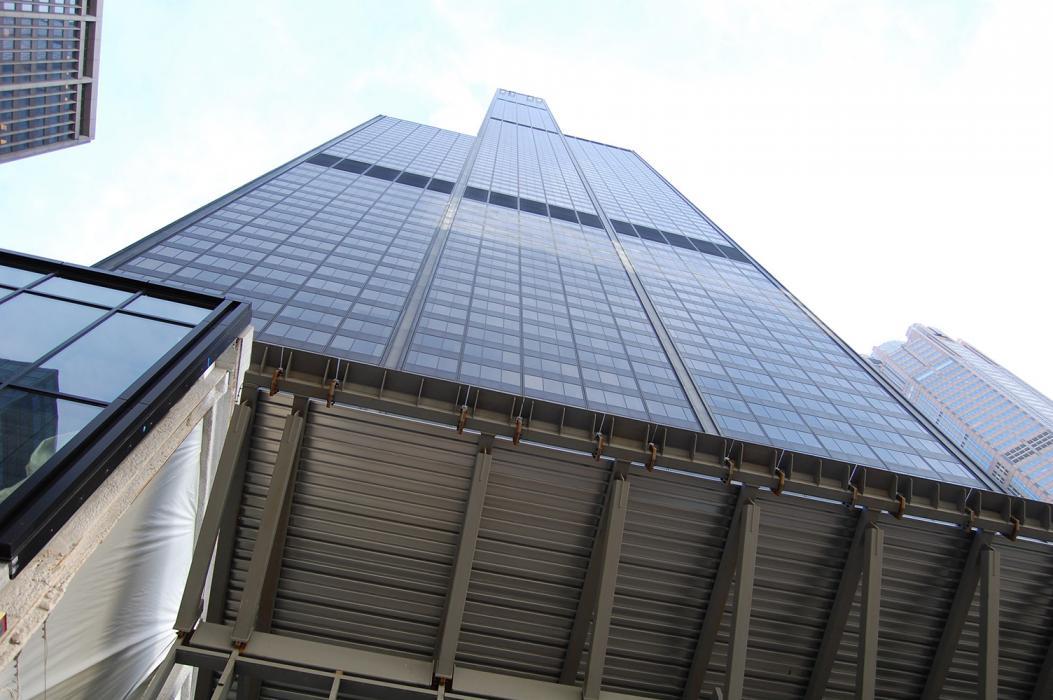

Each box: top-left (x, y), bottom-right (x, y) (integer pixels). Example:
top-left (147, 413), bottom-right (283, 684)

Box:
top-left (0, 424), bottom-right (203, 700)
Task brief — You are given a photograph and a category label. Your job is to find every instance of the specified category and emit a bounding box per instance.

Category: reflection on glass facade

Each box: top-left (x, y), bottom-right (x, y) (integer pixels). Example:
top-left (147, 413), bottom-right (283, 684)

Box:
top-left (0, 259), bottom-right (212, 503)
top-left (103, 89), bottom-right (996, 489)
top-left (0, 0), bottom-right (101, 162)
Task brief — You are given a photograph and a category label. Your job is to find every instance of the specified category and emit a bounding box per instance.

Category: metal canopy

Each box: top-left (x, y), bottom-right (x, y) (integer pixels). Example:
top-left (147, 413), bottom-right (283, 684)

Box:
top-left (168, 352), bottom-right (1053, 700)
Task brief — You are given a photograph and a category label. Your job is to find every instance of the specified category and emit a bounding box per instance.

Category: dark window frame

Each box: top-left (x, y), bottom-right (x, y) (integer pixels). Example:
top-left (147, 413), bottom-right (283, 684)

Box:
top-left (0, 249), bottom-right (250, 576)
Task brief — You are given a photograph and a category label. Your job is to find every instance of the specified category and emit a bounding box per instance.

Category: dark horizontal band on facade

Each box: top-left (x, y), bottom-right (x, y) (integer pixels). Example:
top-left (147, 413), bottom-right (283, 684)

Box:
top-left (609, 217), bottom-right (752, 263)
top-left (305, 152), bottom-right (456, 194)
top-left (461, 184), bottom-right (605, 228)
top-left (464, 181), bottom-right (754, 265)
top-left (488, 116), bottom-right (558, 134)
top-left (306, 151), bottom-right (752, 266)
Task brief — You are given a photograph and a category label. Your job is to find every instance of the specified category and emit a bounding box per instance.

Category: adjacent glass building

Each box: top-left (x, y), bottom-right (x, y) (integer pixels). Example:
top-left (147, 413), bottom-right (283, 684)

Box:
top-left (0, 0), bottom-right (101, 163)
top-left (99, 89), bottom-right (999, 491)
top-left (871, 324), bottom-right (1053, 501)
top-left (0, 249), bottom-right (249, 574)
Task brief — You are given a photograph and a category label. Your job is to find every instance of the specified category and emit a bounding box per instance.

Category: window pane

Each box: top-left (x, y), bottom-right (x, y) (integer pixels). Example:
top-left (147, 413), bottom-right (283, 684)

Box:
top-left (125, 295), bottom-right (211, 325)
top-left (0, 264), bottom-right (43, 289)
top-left (0, 294), bottom-right (107, 381)
top-left (0, 388), bottom-right (101, 504)
top-left (32, 277), bottom-right (134, 307)
top-left (40, 313), bottom-right (191, 402)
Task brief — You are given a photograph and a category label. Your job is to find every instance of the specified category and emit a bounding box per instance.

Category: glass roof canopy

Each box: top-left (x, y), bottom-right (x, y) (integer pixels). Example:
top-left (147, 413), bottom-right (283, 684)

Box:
top-left (0, 249), bottom-right (250, 576)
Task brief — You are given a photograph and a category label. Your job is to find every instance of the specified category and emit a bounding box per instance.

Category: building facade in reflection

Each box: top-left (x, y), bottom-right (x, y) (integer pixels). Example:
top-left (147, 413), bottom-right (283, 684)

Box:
top-left (0, 366), bottom-right (57, 492)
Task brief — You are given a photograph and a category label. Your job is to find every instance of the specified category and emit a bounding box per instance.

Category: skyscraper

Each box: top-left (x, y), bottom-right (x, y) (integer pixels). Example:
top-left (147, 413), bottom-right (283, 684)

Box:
top-left (124, 91), bottom-right (1053, 700)
top-left (871, 324), bottom-right (1053, 501)
top-left (100, 89), bottom-right (996, 491)
top-left (0, 0), bottom-right (102, 163)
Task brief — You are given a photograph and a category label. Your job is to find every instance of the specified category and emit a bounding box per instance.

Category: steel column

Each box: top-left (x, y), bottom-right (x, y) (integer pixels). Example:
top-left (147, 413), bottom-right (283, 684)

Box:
top-left (240, 400), bottom-right (309, 700)
top-left (681, 487), bottom-right (754, 700)
top-left (561, 462), bottom-right (629, 685)
top-left (433, 434), bottom-right (495, 681)
top-left (856, 524), bottom-right (883, 700)
top-left (174, 624), bottom-right (660, 700)
top-left (211, 651), bottom-right (239, 700)
top-left (1031, 631), bottom-right (1053, 700)
top-left (723, 501), bottom-right (760, 700)
top-left (328, 671), bottom-right (343, 700)
top-left (582, 475), bottom-right (630, 700)
top-left (803, 509), bottom-right (876, 700)
top-left (979, 546), bottom-right (1000, 699)
top-left (920, 530), bottom-right (993, 699)
top-left (176, 402), bottom-right (255, 633)
top-left (140, 642), bottom-right (178, 700)
top-left (231, 410), bottom-right (306, 644)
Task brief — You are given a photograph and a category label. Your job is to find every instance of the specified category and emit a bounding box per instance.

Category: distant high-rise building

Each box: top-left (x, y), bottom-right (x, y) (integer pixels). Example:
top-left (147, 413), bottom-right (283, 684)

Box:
top-left (871, 324), bottom-right (1053, 500)
top-left (100, 89), bottom-right (997, 491)
top-left (0, 0), bottom-right (102, 163)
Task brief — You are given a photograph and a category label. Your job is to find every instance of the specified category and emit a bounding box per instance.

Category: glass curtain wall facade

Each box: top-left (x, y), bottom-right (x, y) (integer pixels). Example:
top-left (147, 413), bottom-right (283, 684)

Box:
top-left (871, 324), bottom-right (1053, 500)
top-left (0, 0), bottom-right (101, 162)
top-left (100, 89), bottom-right (998, 490)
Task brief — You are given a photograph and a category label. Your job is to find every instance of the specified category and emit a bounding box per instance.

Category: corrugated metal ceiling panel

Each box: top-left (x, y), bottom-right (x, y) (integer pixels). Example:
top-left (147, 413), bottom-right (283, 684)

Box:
top-left (456, 444), bottom-right (610, 680)
top-left (269, 402), bottom-right (477, 657)
top-left (736, 493), bottom-right (858, 700)
top-left (209, 391), bottom-right (1053, 699)
top-left (603, 468), bottom-right (737, 698)
top-left (224, 392), bottom-right (293, 624)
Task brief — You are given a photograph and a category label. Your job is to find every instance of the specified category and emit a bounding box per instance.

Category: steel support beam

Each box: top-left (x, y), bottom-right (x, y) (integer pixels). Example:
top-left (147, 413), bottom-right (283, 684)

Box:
top-left (328, 671), bottom-right (343, 700)
top-left (195, 396), bottom-right (257, 700)
top-left (239, 401), bottom-right (308, 700)
top-left (231, 409), bottom-right (306, 644)
top-left (242, 353), bottom-right (1053, 544)
top-left (1031, 631), bottom-right (1053, 700)
top-left (177, 622), bottom-right (660, 700)
top-left (681, 488), bottom-right (754, 700)
top-left (920, 530), bottom-right (993, 700)
top-left (211, 651), bottom-right (239, 700)
top-left (802, 509), bottom-right (876, 700)
top-left (561, 462), bottom-right (629, 685)
top-left (979, 546), bottom-right (1000, 699)
top-left (856, 524), bottom-right (883, 700)
top-left (140, 642), bottom-right (179, 700)
top-left (583, 475), bottom-right (630, 700)
top-left (433, 434), bottom-right (494, 681)
top-left (723, 501), bottom-right (760, 700)
top-left (176, 402), bottom-right (255, 633)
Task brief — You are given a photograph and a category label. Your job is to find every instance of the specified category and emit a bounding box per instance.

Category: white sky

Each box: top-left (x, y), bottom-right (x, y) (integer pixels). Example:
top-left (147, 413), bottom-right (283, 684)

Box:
top-left (1, 0), bottom-right (1050, 396)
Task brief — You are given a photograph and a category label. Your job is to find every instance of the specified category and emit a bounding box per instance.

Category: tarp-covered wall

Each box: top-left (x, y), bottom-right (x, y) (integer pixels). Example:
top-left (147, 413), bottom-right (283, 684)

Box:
top-left (0, 424), bottom-right (203, 700)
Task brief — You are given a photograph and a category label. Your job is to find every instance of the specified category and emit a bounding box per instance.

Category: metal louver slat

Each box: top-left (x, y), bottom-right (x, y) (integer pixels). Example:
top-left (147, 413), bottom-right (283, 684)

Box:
top-left (224, 393), bottom-right (294, 623)
top-left (269, 402), bottom-right (476, 658)
top-left (942, 539), bottom-right (1053, 699)
top-left (457, 446), bottom-right (610, 680)
top-left (735, 494), bottom-right (858, 700)
top-left (605, 469), bottom-right (737, 698)
top-left (177, 383), bottom-right (1053, 700)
